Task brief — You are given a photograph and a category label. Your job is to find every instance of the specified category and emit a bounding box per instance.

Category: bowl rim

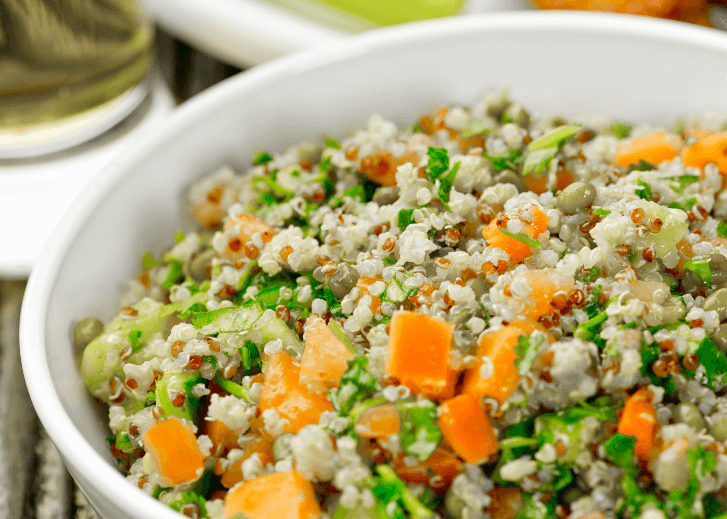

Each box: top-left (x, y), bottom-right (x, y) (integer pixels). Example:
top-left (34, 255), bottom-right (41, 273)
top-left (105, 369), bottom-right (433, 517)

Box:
top-left (19, 10), bottom-right (727, 517)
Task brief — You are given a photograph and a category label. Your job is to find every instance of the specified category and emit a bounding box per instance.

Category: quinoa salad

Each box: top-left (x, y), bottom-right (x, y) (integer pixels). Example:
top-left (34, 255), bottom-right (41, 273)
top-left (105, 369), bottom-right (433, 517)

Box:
top-left (77, 91), bottom-right (727, 519)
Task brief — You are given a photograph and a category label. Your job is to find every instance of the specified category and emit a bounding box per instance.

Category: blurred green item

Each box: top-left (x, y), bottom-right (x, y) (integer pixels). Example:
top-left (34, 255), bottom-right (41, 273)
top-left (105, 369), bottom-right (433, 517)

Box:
top-left (315, 0), bottom-right (467, 26)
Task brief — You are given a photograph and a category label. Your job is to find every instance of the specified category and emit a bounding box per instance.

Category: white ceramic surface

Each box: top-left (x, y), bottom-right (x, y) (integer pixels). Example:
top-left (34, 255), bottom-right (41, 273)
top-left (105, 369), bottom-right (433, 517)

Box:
top-left (20, 12), bottom-right (727, 519)
top-left (0, 74), bottom-right (175, 279)
top-left (142, 0), bottom-right (532, 67)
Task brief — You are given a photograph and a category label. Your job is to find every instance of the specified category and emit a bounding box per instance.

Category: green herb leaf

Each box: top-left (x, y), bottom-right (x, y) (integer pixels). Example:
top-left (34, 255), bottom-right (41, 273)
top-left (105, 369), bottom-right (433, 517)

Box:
top-left (116, 433), bottom-right (133, 453)
top-left (329, 356), bottom-right (377, 415)
top-left (636, 179), bottom-right (652, 201)
top-left (483, 149), bottom-right (523, 172)
top-left (252, 176), bottom-right (296, 199)
top-left (665, 175), bottom-right (700, 192)
top-left (579, 266), bottom-right (601, 282)
top-left (253, 150), bottom-right (273, 165)
top-left (718, 221), bottom-right (727, 238)
top-left (257, 191), bottom-right (277, 206)
top-left (684, 258), bottom-right (713, 288)
top-left (374, 465), bottom-right (433, 519)
top-left (603, 433), bottom-right (637, 467)
top-left (424, 147), bottom-right (450, 181)
top-left (438, 162), bottom-right (461, 208)
top-left (324, 136), bottom-right (341, 149)
top-left (522, 147), bottom-right (557, 177)
top-left (610, 122), bottom-right (633, 139)
top-left (129, 329), bottom-right (143, 353)
top-left (499, 228), bottom-right (542, 248)
top-left (174, 231), bottom-right (186, 244)
top-left (169, 491), bottom-right (208, 517)
top-left (397, 209), bottom-right (415, 230)
top-left (528, 124), bottom-right (581, 151)
top-left (685, 337), bottom-right (727, 391)
top-left (192, 302), bottom-right (264, 335)
top-left (593, 208), bottom-right (610, 216)
top-left (515, 492), bottom-right (555, 519)
top-left (142, 251), bottom-right (161, 270)
top-left (629, 159), bottom-right (656, 172)
top-left (514, 333), bottom-right (545, 376)
top-left (396, 400), bottom-right (442, 461)
top-left (668, 197), bottom-right (698, 212)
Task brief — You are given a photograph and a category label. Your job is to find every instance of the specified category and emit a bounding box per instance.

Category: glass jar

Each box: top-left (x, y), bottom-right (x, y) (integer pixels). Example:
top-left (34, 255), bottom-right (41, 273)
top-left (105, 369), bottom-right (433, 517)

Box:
top-left (0, 0), bottom-right (154, 158)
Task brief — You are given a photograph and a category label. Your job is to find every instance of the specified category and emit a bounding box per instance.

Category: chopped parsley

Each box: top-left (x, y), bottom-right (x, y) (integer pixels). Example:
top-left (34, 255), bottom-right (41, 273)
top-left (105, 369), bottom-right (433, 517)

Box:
top-left (253, 150), bottom-right (273, 165)
top-left (593, 208), bottom-right (610, 217)
top-left (483, 149), bottom-right (523, 172)
top-left (668, 197), bottom-right (698, 212)
top-left (610, 122), bottom-right (633, 138)
top-left (603, 433), bottom-right (636, 467)
top-left (424, 147), bottom-right (450, 181)
top-left (396, 400), bottom-right (442, 461)
top-left (128, 329), bottom-right (143, 353)
top-left (329, 356), bottom-right (377, 415)
top-left (579, 266), bottom-right (601, 282)
top-left (397, 208), bottom-right (415, 230)
top-left (238, 340), bottom-right (263, 376)
top-left (438, 161), bottom-right (460, 209)
top-left (684, 258), bottom-right (713, 288)
top-left (636, 179), bottom-right (652, 201)
top-left (629, 159), bottom-right (656, 172)
top-left (718, 220), bottom-right (727, 238)
top-left (324, 136), bottom-right (341, 149)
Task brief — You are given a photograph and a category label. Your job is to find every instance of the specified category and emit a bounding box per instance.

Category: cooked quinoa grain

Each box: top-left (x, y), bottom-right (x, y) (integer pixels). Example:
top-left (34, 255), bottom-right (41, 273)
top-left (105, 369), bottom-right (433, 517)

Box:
top-left (80, 92), bottom-right (727, 519)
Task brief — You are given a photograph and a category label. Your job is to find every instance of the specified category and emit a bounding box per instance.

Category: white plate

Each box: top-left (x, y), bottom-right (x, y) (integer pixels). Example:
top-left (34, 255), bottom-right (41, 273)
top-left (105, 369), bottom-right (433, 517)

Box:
top-left (142, 0), bottom-right (532, 67)
top-left (0, 75), bottom-right (175, 279)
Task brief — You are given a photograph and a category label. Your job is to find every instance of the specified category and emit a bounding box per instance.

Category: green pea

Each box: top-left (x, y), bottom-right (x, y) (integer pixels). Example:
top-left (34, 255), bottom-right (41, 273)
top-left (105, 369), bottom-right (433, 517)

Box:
top-left (496, 170), bottom-right (525, 193)
top-left (703, 287), bottom-right (727, 321)
top-left (73, 318), bottom-right (104, 350)
top-left (710, 254), bottom-right (727, 285)
top-left (372, 186), bottom-right (400, 206)
top-left (710, 414), bottom-right (727, 442)
top-left (189, 248), bottom-right (216, 284)
top-left (712, 323), bottom-right (727, 352)
top-left (674, 402), bottom-right (705, 431)
top-left (556, 182), bottom-right (597, 215)
top-left (325, 263), bottom-right (360, 299)
top-left (465, 278), bottom-right (487, 301)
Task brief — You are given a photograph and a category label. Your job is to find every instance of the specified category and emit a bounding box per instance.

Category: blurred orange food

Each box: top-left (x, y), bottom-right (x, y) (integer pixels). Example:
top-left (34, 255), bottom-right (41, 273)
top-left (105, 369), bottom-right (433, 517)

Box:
top-left (531, 0), bottom-right (717, 26)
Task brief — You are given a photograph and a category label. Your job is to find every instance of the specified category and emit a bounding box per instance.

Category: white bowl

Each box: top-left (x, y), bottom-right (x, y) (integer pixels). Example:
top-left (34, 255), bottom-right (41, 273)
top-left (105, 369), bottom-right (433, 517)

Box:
top-left (20, 11), bottom-right (727, 519)
top-left (142, 0), bottom-right (532, 67)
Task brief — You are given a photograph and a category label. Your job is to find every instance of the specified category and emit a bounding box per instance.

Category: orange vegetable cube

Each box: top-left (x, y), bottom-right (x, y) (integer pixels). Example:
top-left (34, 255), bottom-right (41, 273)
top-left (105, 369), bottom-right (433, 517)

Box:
top-left (300, 315), bottom-right (354, 392)
top-left (224, 212), bottom-right (277, 244)
top-left (461, 320), bottom-right (552, 405)
top-left (205, 419), bottom-right (239, 455)
top-left (356, 276), bottom-right (384, 316)
top-left (392, 447), bottom-right (463, 495)
top-left (385, 311), bottom-right (456, 400)
top-left (613, 131), bottom-right (680, 168)
top-left (223, 471), bottom-right (321, 519)
top-left (259, 352), bottom-right (334, 435)
top-left (438, 394), bottom-right (498, 464)
top-left (507, 268), bottom-right (575, 321)
top-left (355, 403), bottom-right (400, 439)
top-left (482, 205), bottom-right (548, 262)
top-left (141, 417), bottom-right (205, 488)
top-left (680, 132), bottom-right (727, 176)
top-left (221, 436), bottom-right (274, 489)
top-left (617, 387), bottom-right (658, 460)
